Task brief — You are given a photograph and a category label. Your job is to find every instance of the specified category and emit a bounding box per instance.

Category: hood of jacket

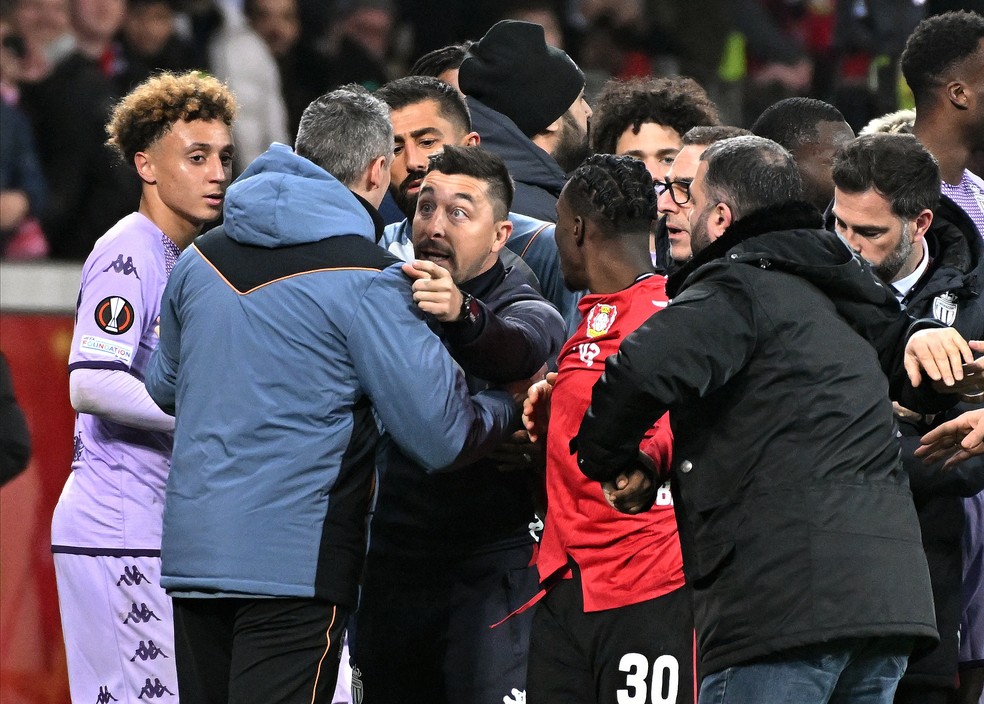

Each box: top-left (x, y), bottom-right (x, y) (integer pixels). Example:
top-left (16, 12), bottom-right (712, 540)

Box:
top-left (222, 143), bottom-right (376, 248)
top-left (669, 200), bottom-right (902, 333)
top-left (466, 96), bottom-right (566, 197)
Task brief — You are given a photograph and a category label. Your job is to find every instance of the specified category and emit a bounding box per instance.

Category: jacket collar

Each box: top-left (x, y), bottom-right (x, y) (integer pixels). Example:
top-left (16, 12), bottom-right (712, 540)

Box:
top-left (667, 201), bottom-right (823, 297)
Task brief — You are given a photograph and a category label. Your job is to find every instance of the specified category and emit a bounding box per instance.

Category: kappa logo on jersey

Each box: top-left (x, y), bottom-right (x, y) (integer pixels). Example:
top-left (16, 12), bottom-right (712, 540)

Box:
top-left (578, 342), bottom-right (602, 367)
top-left (94, 296), bottom-right (135, 335)
top-left (80, 335), bottom-right (134, 364)
top-left (103, 254), bottom-right (141, 279)
top-left (502, 688), bottom-right (526, 704)
top-left (96, 686), bottom-right (119, 703)
top-left (73, 433), bottom-right (84, 462)
top-left (586, 303), bottom-right (616, 338)
top-left (130, 640), bottom-right (169, 662)
top-left (932, 292), bottom-right (958, 327)
top-left (137, 678), bottom-right (174, 699)
top-left (122, 602), bottom-right (161, 624)
top-left (117, 565), bottom-right (150, 587)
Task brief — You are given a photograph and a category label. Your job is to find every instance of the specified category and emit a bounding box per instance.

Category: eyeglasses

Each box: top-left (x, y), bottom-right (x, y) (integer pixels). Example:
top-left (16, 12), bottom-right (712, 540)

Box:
top-left (656, 179), bottom-right (693, 206)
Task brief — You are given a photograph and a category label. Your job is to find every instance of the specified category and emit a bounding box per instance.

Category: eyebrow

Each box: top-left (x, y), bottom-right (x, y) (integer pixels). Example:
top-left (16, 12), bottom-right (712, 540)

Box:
top-left (417, 185), bottom-right (477, 205)
top-left (832, 212), bottom-right (888, 235)
top-left (187, 142), bottom-right (233, 151)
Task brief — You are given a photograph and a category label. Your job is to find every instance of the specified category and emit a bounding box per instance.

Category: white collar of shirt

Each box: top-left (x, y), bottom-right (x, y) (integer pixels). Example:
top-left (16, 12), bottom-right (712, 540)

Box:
top-left (892, 237), bottom-right (930, 301)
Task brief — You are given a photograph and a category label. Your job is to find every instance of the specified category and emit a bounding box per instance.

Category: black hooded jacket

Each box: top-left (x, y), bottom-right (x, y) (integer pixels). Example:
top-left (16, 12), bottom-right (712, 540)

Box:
top-left (575, 202), bottom-right (943, 675)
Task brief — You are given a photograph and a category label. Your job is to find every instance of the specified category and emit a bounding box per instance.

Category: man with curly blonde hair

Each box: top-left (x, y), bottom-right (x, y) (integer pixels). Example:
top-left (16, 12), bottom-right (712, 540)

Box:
top-left (51, 70), bottom-right (235, 704)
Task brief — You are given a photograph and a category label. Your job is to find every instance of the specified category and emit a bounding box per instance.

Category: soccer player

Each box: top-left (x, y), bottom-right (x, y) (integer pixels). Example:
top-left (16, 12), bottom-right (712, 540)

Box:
top-left (50, 71), bottom-right (235, 703)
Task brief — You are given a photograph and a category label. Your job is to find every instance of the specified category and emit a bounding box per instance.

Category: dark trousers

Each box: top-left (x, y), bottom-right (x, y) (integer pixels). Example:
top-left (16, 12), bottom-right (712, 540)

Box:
top-left (527, 570), bottom-right (696, 704)
top-left (172, 596), bottom-right (348, 704)
top-left (351, 542), bottom-right (537, 704)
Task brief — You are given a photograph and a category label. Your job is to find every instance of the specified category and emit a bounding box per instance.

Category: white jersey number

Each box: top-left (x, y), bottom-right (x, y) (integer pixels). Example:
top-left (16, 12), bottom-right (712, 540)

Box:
top-left (617, 653), bottom-right (679, 704)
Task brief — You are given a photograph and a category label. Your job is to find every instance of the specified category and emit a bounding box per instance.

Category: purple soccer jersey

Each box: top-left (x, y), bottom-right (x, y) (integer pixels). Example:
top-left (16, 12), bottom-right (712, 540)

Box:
top-left (941, 170), bottom-right (984, 239)
top-left (52, 213), bottom-right (178, 552)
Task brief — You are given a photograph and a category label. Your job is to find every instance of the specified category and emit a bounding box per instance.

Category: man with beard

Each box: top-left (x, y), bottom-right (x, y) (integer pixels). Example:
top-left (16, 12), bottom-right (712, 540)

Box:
top-left (457, 19), bottom-right (591, 223)
top-left (656, 125), bottom-right (750, 268)
top-left (375, 74), bottom-right (582, 326)
top-left (351, 145), bottom-right (566, 704)
top-left (573, 135), bottom-right (981, 704)
top-left (830, 132), bottom-right (984, 704)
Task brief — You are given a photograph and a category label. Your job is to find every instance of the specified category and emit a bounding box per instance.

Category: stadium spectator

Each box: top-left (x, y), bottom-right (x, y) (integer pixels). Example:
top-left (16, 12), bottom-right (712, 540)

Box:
top-left (14, 0), bottom-right (138, 259)
top-left (117, 0), bottom-right (199, 91)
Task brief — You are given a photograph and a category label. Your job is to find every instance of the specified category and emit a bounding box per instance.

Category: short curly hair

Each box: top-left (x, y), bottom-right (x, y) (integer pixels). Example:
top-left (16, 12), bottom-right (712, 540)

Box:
top-left (590, 77), bottom-right (720, 155)
top-left (565, 154), bottom-right (658, 237)
top-left (901, 11), bottom-right (984, 107)
top-left (106, 71), bottom-right (237, 167)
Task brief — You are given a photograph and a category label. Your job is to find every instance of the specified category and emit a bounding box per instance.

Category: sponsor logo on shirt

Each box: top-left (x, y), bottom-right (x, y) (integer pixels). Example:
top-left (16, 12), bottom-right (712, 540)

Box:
top-left (102, 254), bottom-right (141, 279)
top-left (80, 335), bottom-right (134, 364)
top-left (586, 303), bottom-right (616, 338)
top-left (94, 296), bottom-right (135, 335)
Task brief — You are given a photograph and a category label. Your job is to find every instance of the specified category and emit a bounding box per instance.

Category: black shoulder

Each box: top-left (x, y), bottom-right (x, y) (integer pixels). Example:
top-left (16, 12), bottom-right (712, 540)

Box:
top-left (195, 227), bottom-right (400, 293)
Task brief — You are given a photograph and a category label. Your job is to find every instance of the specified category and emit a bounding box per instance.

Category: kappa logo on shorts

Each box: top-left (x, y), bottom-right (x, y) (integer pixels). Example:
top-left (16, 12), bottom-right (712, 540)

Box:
top-left (96, 685), bottom-right (119, 703)
top-left (117, 565), bottom-right (150, 587)
top-left (130, 640), bottom-right (169, 662)
top-left (122, 602), bottom-right (161, 624)
top-left (137, 678), bottom-right (174, 699)
top-left (502, 688), bottom-right (526, 703)
top-left (94, 296), bottom-right (135, 335)
top-left (103, 254), bottom-right (141, 279)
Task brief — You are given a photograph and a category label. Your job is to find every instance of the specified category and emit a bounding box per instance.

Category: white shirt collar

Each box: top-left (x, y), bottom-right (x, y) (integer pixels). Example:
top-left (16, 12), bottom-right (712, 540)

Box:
top-left (892, 237), bottom-right (930, 301)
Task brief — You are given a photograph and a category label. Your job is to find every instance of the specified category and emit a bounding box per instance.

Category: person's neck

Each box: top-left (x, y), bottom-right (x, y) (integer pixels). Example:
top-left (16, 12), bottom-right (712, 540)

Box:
top-left (588, 248), bottom-right (655, 294)
top-left (75, 35), bottom-right (111, 61)
top-left (139, 195), bottom-right (201, 250)
top-left (915, 117), bottom-right (970, 185)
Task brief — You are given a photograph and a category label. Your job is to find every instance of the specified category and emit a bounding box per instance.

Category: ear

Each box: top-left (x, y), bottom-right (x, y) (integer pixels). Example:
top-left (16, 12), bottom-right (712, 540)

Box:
top-left (531, 115), bottom-right (563, 153)
top-left (946, 81), bottom-right (969, 110)
top-left (367, 155), bottom-right (388, 192)
top-left (573, 215), bottom-right (586, 247)
top-left (912, 208), bottom-right (934, 242)
top-left (134, 152), bottom-right (156, 185)
top-left (465, 131), bottom-right (480, 147)
top-left (707, 202), bottom-right (733, 241)
top-left (490, 218), bottom-right (513, 253)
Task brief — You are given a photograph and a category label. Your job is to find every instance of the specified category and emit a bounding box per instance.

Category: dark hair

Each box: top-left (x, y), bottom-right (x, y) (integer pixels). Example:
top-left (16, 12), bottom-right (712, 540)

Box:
top-left (901, 11), bottom-right (984, 107)
top-left (376, 75), bottom-right (472, 134)
top-left (296, 84), bottom-right (392, 186)
top-left (750, 97), bottom-right (847, 152)
top-left (565, 154), bottom-right (657, 237)
top-left (590, 77), bottom-right (720, 154)
top-left (106, 71), bottom-right (236, 167)
top-left (427, 145), bottom-right (514, 220)
top-left (832, 134), bottom-right (940, 218)
top-left (700, 136), bottom-right (803, 220)
top-left (682, 125), bottom-right (751, 147)
top-left (409, 41), bottom-right (473, 78)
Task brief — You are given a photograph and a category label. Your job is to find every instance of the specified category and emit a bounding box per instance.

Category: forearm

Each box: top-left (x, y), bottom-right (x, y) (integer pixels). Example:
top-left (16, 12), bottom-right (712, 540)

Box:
top-left (71, 368), bottom-right (175, 432)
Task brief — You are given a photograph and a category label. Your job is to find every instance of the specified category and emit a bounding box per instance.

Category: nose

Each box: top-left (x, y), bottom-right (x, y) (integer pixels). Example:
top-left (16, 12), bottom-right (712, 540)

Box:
top-left (404, 142), bottom-right (428, 173)
top-left (209, 154), bottom-right (229, 184)
top-left (656, 186), bottom-right (676, 215)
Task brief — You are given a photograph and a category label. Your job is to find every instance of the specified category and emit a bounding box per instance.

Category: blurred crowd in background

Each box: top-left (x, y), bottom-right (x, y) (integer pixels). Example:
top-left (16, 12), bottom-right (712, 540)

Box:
top-left (1, 0), bottom-right (981, 263)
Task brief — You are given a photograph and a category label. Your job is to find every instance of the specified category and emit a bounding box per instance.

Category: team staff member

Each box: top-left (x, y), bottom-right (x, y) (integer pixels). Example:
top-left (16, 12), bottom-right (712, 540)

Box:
top-left (147, 91), bottom-right (520, 704)
top-left (353, 146), bottom-right (566, 704)
top-left (523, 154), bottom-right (695, 704)
top-left (51, 71), bottom-right (236, 703)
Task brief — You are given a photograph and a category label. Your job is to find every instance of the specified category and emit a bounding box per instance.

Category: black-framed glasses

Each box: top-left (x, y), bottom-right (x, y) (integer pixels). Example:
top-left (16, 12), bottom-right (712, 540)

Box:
top-left (657, 179), bottom-right (693, 206)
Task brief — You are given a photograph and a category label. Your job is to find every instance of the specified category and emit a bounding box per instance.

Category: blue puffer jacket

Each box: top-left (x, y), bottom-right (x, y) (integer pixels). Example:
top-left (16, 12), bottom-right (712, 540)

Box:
top-left (147, 144), bottom-right (517, 607)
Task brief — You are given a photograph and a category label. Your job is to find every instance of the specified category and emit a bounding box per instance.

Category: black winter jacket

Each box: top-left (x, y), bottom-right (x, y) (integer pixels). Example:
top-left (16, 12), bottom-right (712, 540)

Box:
top-left (576, 202), bottom-right (943, 675)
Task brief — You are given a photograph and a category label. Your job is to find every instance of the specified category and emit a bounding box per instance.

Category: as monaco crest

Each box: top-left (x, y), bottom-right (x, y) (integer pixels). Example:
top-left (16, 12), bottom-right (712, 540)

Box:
top-left (932, 292), bottom-right (957, 327)
top-left (586, 303), bottom-right (617, 338)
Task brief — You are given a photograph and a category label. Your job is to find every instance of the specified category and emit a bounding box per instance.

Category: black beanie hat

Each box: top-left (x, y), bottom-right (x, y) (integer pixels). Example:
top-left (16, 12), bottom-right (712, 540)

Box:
top-left (459, 20), bottom-right (585, 139)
